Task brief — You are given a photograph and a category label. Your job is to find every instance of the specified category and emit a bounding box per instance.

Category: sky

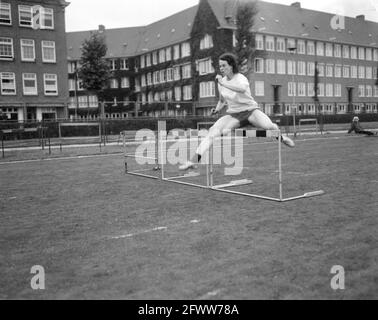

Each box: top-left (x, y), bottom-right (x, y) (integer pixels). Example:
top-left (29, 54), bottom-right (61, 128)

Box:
top-left (65, 0), bottom-right (378, 32)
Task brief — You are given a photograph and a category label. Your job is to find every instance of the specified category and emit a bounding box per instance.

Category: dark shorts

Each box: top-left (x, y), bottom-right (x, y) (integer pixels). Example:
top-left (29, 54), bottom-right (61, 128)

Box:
top-left (227, 109), bottom-right (259, 127)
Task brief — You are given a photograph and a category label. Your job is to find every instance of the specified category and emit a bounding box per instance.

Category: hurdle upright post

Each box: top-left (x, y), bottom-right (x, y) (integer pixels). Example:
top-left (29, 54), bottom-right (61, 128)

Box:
top-left (278, 130), bottom-right (283, 201)
top-left (158, 120), bottom-right (167, 179)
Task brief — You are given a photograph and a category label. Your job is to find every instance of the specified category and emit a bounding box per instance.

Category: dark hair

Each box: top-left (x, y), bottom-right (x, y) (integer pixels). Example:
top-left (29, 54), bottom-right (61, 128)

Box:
top-left (219, 53), bottom-right (239, 73)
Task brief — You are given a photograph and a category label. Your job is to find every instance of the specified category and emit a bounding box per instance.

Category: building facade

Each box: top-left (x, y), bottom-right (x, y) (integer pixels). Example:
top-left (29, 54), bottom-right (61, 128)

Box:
top-left (0, 0), bottom-right (69, 121)
top-left (66, 0), bottom-right (378, 120)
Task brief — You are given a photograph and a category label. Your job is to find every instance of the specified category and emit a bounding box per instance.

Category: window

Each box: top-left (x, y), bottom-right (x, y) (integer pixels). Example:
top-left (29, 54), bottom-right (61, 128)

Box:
top-left (147, 72), bottom-right (152, 85)
top-left (373, 49), bottom-right (378, 61)
top-left (109, 59), bottom-right (116, 70)
top-left (343, 65), bottom-right (350, 78)
top-left (374, 86), bottom-right (378, 97)
top-left (40, 7), bottom-right (54, 29)
top-left (20, 39), bottom-right (35, 61)
top-left (335, 65), bottom-right (342, 78)
top-left (43, 74), bottom-right (58, 95)
top-left (182, 64), bottom-right (191, 79)
top-left (22, 73), bottom-right (37, 95)
top-left (334, 84), bottom-right (341, 97)
top-left (358, 85), bottom-right (365, 97)
top-left (200, 34), bottom-right (213, 50)
top-left (199, 81), bottom-right (215, 98)
top-left (19, 5), bottom-right (32, 27)
top-left (266, 59), bottom-right (275, 74)
top-left (166, 68), bottom-right (173, 82)
top-left (135, 78), bottom-right (140, 92)
top-left (109, 78), bottom-right (118, 88)
top-left (343, 45), bottom-right (349, 59)
top-left (165, 47), bottom-right (171, 61)
top-left (0, 72), bottom-right (16, 95)
top-left (68, 79), bottom-right (75, 91)
top-left (146, 54), bottom-right (151, 67)
top-left (317, 83), bottom-right (324, 96)
top-left (121, 77), bottom-right (129, 88)
top-left (0, 3), bottom-right (11, 25)
top-left (288, 82), bottom-right (296, 96)
top-left (358, 47), bottom-right (365, 60)
top-left (173, 66), bottom-right (180, 80)
top-left (366, 85), bottom-right (372, 97)
top-left (88, 95), bottom-right (98, 107)
top-left (326, 64), bottom-right (333, 77)
top-left (0, 37), bottom-right (13, 60)
top-left (298, 83), bottom-right (306, 96)
top-left (120, 59), bottom-right (129, 70)
top-left (325, 43), bottom-right (333, 57)
top-left (173, 45), bottom-right (180, 60)
top-left (288, 60), bottom-right (296, 75)
top-left (41, 41), bottom-right (56, 63)
top-left (277, 60), bottom-right (285, 74)
top-left (152, 51), bottom-right (158, 65)
top-left (167, 89), bottom-right (173, 101)
top-left (255, 58), bottom-right (264, 73)
top-left (316, 42), bottom-right (324, 56)
top-left (366, 67), bottom-right (372, 79)
top-left (334, 44), bottom-right (341, 57)
top-left (198, 58), bottom-right (214, 75)
top-left (318, 63), bottom-right (324, 77)
top-left (153, 71), bottom-right (159, 84)
top-left (366, 48), bottom-right (372, 60)
top-left (287, 38), bottom-right (295, 51)
top-left (256, 35), bottom-right (264, 50)
top-left (297, 61), bottom-right (306, 75)
top-left (350, 66), bottom-right (357, 78)
top-left (174, 86), bottom-right (181, 101)
top-left (307, 41), bottom-right (315, 55)
top-left (159, 49), bottom-right (166, 63)
top-left (358, 66), bottom-right (365, 79)
top-left (255, 81), bottom-right (264, 96)
top-left (140, 55), bottom-right (145, 68)
top-left (266, 36), bottom-right (275, 51)
top-left (183, 85), bottom-right (192, 100)
top-left (148, 92), bottom-right (153, 103)
top-left (307, 62), bottom-right (315, 76)
top-left (297, 40), bottom-right (305, 54)
top-left (276, 38), bottom-right (285, 52)
top-left (308, 83), bottom-right (315, 97)
top-left (326, 83), bottom-right (333, 97)
top-left (141, 74), bottom-right (146, 87)
top-left (159, 70), bottom-right (166, 83)
top-left (351, 46), bottom-right (357, 59)
top-left (181, 42), bottom-right (190, 57)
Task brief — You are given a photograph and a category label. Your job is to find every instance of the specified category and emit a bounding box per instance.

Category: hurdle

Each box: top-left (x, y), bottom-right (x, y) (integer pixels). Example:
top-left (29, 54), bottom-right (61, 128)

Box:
top-left (124, 120), bottom-right (325, 202)
top-left (298, 118), bottom-right (320, 136)
top-left (58, 122), bottom-right (102, 151)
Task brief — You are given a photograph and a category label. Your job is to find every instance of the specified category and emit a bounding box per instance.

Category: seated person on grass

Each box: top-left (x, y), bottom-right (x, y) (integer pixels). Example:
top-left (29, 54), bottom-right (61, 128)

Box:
top-left (347, 117), bottom-right (376, 136)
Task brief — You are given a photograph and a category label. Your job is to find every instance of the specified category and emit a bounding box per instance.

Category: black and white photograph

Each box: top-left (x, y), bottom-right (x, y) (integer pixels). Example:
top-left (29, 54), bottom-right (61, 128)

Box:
top-left (1, 0), bottom-right (378, 306)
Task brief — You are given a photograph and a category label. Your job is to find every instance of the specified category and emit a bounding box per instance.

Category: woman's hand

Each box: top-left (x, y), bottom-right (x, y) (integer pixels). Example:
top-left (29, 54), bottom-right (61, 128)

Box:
top-left (215, 74), bottom-right (223, 85)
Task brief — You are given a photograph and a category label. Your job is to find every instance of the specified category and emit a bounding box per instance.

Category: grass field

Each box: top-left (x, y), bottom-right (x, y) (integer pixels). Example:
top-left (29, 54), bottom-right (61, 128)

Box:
top-left (0, 131), bottom-right (377, 300)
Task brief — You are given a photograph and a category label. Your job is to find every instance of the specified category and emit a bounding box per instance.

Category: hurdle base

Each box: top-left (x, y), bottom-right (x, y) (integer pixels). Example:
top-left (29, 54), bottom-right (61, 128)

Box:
top-left (212, 179), bottom-right (253, 189)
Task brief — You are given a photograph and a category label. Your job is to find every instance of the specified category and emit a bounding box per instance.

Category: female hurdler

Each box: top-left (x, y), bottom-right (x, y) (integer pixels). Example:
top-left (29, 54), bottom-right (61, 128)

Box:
top-left (179, 52), bottom-right (295, 170)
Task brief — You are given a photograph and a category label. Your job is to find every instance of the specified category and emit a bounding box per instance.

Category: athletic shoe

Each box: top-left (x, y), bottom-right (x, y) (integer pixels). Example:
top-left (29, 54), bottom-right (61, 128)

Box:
top-left (281, 135), bottom-right (295, 148)
top-left (179, 161), bottom-right (197, 171)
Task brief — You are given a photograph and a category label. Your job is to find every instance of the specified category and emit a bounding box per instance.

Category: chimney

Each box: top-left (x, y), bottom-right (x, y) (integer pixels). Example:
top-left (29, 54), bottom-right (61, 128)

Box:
top-left (291, 2), bottom-right (301, 8)
top-left (98, 25), bottom-right (105, 33)
top-left (356, 15), bottom-right (365, 21)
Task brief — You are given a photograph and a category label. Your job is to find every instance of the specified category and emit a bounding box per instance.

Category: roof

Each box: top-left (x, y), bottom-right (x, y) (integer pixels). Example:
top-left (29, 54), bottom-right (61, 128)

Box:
top-left (66, 5), bottom-right (198, 60)
top-left (208, 0), bottom-right (378, 47)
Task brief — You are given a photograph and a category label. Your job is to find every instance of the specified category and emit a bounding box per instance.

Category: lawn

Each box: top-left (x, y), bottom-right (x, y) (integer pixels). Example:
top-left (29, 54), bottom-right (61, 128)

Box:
top-left (0, 132), bottom-right (377, 300)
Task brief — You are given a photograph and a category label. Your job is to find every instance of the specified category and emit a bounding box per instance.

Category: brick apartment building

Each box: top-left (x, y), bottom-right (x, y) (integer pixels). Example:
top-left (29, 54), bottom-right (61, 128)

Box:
top-left (0, 0), bottom-right (69, 121)
top-left (65, 0), bottom-right (378, 120)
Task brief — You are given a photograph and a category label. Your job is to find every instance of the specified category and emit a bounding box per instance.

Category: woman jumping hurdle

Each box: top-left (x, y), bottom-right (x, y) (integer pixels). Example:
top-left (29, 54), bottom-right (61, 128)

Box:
top-left (179, 52), bottom-right (295, 170)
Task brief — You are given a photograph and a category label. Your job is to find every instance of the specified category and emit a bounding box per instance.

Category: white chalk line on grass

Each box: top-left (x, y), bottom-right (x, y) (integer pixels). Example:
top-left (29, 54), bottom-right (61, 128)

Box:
top-left (0, 152), bottom-right (122, 165)
top-left (108, 219), bottom-right (201, 240)
top-left (198, 288), bottom-right (224, 300)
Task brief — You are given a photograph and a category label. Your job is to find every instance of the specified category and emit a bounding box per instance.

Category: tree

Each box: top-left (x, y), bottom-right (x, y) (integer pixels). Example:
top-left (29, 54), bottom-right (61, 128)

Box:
top-left (234, 1), bottom-right (260, 74)
top-left (78, 31), bottom-right (111, 104)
